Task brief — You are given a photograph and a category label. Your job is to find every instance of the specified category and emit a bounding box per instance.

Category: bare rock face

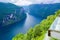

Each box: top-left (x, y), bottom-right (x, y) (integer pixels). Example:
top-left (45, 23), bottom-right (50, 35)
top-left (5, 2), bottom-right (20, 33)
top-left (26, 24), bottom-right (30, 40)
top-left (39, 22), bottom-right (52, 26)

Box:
top-left (0, 2), bottom-right (26, 26)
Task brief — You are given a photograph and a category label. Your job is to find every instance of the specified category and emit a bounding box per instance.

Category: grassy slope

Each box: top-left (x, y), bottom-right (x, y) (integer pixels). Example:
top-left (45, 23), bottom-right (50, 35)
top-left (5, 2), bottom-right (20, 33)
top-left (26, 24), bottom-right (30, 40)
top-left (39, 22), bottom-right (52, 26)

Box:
top-left (51, 37), bottom-right (58, 40)
top-left (12, 10), bottom-right (60, 40)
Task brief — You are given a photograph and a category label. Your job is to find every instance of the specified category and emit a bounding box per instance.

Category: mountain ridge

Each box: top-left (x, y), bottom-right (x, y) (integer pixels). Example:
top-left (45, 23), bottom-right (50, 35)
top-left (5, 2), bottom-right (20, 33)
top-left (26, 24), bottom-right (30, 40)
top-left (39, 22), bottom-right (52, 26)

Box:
top-left (24, 3), bottom-right (60, 18)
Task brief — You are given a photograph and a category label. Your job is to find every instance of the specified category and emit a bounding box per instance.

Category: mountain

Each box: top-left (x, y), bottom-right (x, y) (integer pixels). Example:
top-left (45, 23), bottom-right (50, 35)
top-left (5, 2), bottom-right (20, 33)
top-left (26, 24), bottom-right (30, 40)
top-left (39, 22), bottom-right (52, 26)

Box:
top-left (23, 6), bottom-right (29, 13)
top-left (0, 2), bottom-right (26, 26)
top-left (28, 3), bottom-right (60, 18)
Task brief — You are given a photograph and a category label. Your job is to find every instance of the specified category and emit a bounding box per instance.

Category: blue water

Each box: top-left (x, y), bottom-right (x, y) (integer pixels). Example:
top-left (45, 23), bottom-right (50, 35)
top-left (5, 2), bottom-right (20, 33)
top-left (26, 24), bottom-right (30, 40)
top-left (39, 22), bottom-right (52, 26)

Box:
top-left (0, 13), bottom-right (43, 40)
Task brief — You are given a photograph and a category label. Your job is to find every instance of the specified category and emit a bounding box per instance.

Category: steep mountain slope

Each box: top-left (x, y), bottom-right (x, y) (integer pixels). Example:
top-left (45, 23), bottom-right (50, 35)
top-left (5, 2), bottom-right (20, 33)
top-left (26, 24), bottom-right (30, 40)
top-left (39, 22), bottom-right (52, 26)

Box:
top-left (29, 3), bottom-right (60, 18)
top-left (0, 2), bottom-right (26, 26)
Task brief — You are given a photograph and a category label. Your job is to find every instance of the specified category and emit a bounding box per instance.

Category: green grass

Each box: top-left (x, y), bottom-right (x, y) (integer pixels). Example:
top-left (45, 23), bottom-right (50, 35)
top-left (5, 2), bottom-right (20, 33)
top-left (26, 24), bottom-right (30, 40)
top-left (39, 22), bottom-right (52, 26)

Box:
top-left (51, 37), bottom-right (58, 40)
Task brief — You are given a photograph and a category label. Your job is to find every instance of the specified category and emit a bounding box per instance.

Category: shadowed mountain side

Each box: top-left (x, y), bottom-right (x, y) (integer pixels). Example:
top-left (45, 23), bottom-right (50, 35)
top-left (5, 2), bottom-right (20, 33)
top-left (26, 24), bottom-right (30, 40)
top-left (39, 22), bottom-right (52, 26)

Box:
top-left (0, 2), bottom-right (26, 27)
top-left (28, 3), bottom-right (60, 18)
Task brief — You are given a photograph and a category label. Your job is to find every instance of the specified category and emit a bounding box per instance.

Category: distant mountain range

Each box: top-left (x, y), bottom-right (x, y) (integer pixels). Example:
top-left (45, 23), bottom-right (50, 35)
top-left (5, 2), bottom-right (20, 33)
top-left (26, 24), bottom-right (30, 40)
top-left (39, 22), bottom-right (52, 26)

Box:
top-left (0, 2), bottom-right (26, 26)
top-left (28, 3), bottom-right (60, 18)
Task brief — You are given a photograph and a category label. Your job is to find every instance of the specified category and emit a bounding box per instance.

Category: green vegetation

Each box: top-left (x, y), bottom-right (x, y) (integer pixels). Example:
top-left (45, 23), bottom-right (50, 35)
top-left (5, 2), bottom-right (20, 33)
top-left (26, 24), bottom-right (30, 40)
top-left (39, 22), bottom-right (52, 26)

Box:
top-left (29, 3), bottom-right (60, 18)
top-left (51, 37), bottom-right (58, 40)
top-left (0, 2), bottom-right (26, 26)
top-left (12, 10), bottom-right (60, 40)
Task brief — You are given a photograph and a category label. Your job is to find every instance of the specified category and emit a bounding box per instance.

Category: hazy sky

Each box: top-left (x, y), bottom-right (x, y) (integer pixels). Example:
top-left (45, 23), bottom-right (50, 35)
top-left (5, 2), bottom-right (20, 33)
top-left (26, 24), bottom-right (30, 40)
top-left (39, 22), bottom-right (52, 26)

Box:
top-left (0, 0), bottom-right (60, 6)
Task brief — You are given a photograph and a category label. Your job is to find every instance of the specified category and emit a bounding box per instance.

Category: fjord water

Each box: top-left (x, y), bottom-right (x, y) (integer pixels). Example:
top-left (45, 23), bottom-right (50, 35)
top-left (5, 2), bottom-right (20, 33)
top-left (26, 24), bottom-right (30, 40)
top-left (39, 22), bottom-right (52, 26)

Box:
top-left (0, 13), bottom-right (43, 40)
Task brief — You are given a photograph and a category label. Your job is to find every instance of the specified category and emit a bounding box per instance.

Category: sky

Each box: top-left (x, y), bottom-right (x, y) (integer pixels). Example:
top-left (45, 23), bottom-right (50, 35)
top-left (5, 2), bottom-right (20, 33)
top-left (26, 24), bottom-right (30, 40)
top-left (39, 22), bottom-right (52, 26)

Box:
top-left (0, 0), bottom-right (60, 6)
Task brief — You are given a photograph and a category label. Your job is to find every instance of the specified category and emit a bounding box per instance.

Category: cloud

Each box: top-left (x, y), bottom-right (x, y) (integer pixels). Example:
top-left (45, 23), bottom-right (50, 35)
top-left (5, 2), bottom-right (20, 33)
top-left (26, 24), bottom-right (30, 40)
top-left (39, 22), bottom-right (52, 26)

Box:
top-left (0, 0), bottom-right (32, 6)
top-left (13, 0), bottom-right (32, 6)
top-left (0, 0), bottom-right (9, 2)
top-left (15, 0), bottom-right (60, 5)
top-left (13, 0), bottom-right (60, 6)
top-left (28, 0), bottom-right (60, 4)
top-left (0, 0), bottom-right (60, 6)
top-left (53, 0), bottom-right (60, 3)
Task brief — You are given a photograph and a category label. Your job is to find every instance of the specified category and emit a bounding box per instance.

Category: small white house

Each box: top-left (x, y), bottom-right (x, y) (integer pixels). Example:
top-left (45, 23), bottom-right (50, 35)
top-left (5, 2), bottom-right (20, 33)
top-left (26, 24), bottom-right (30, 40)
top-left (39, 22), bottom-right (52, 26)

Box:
top-left (48, 16), bottom-right (60, 39)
